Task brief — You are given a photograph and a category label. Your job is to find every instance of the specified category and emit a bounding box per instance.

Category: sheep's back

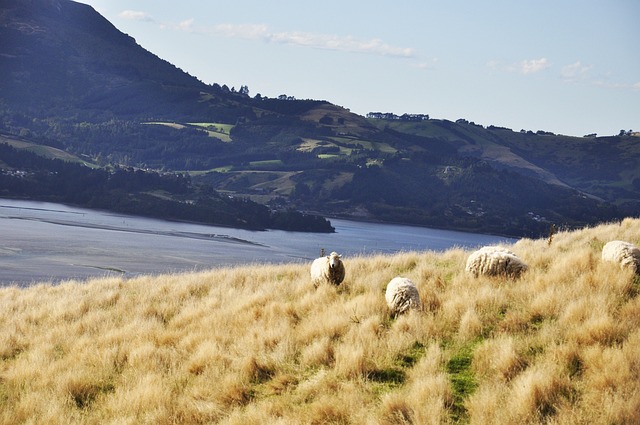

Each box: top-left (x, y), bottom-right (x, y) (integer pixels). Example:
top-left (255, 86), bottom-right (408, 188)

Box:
top-left (602, 240), bottom-right (640, 273)
top-left (466, 246), bottom-right (527, 278)
top-left (385, 277), bottom-right (421, 315)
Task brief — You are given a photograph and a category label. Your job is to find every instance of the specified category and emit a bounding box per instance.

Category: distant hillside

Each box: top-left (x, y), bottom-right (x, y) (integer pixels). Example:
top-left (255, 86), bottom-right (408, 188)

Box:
top-left (372, 118), bottom-right (640, 212)
top-left (0, 136), bottom-right (334, 232)
top-left (1, 218), bottom-right (639, 423)
top-left (0, 0), bottom-right (637, 238)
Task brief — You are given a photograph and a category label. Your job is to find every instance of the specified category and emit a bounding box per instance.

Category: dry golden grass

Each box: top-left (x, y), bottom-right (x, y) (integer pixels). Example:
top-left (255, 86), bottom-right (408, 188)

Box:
top-left (1, 218), bottom-right (640, 424)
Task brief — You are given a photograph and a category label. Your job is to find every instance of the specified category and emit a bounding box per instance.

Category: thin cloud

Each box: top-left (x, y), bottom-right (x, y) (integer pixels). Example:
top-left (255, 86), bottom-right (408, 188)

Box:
top-left (487, 58), bottom-right (551, 75)
top-left (158, 20), bottom-right (415, 58)
top-left (561, 61), bottom-right (593, 82)
top-left (593, 79), bottom-right (639, 91)
top-left (560, 63), bottom-right (638, 92)
top-left (486, 59), bottom-right (501, 71)
top-left (212, 23), bottom-right (269, 39)
top-left (176, 19), bottom-right (195, 32)
top-left (119, 10), bottom-right (155, 23)
top-left (513, 58), bottom-right (550, 75)
top-left (413, 58), bottom-right (438, 70)
top-left (266, 31), bottom-right (415, 57)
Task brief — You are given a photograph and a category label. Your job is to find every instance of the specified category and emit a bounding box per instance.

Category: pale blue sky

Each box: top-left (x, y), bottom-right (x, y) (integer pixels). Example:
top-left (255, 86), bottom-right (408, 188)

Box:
top-left (78, 0), bottom-right (639, 137)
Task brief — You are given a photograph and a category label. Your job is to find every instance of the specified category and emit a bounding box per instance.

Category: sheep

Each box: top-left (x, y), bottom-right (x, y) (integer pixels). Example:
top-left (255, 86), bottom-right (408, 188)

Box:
top-left (385, 277), bottom-right (421, 317)
top-left (465, 245), bottom-right (528, 278)
top-left (310, 251), bottom-right (345, 287)
top-left (601, 240), bottom-right (640, 274)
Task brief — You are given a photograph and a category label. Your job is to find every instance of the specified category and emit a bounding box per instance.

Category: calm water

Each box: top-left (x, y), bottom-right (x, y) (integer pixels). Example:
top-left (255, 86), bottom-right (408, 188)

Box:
top-left (0, 199), bottom-right (515, 286)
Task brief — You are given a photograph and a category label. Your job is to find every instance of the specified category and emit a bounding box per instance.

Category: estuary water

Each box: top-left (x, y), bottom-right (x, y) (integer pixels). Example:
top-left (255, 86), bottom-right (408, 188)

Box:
top-left (0, 199), bottom-right (515, 286)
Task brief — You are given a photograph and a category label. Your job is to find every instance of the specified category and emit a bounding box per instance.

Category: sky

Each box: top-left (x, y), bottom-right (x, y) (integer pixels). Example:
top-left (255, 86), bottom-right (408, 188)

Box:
top-left (77, 0), bottom-right (639, 137)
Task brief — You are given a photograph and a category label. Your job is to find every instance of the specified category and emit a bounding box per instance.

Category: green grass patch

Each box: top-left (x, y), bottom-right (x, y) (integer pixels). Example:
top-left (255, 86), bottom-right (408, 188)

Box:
top-left (329, 137), bottom-right (397, 154)
top-left (143, 121), bottom-right (186, 130)
top-left (188, 122), bottom-right (234, 141)
top-left (396, 341), bottom-right (426, 368)
top-left (1, 138), bottom-right (95, 167)
top-left (188, 122), bottom-right (234, 133)
top-left (445, 339), bottom-right (481, 423)
top-left (144, 121), bottom-right (233, 141)
top-left (249, 160), bottom-right (283, 168)
top-left (368, 368), bottom-right (405, 385)
top-left (368, 342), bottom-right (427, 397)
top-left (181, 166), bottom-right (235, 176)
top-left (188, 122), bottom-right (233, 142)
top-left (368, 367), bottom-right (406, 397)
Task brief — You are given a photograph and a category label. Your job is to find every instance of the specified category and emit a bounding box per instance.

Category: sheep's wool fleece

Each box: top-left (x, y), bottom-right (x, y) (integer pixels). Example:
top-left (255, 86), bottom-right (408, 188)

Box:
top-left (602, 240), bottom-right (640, 273)
top-left (465, 246), bottom-right (528, 278)
top-left (310, 252), bottom-right (345, 286)
top-left (385, 277), bottom-right (421, 316)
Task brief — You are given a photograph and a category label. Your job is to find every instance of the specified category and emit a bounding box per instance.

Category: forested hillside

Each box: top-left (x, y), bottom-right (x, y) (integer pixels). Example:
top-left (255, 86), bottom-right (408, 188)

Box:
top-left (0, 139), bottom-right (334, 232)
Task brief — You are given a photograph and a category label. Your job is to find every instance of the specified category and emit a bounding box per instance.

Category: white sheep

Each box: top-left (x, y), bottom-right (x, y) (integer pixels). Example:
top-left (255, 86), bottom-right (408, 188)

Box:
top-left (465, 245), bottom-right (528, 278)
top-left (385, 277), bottom-right (421, 317)
top-left (310, 251), bottom-right (345, 287)
top-left (601, 240), bottom-right (640, 274)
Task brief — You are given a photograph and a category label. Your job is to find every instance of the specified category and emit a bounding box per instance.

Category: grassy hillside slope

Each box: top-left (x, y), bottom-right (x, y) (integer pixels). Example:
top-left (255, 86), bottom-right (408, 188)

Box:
top-left (1, 219), bottom-right (640, 424)
top-left (0, 134), bottom-right (90, 165)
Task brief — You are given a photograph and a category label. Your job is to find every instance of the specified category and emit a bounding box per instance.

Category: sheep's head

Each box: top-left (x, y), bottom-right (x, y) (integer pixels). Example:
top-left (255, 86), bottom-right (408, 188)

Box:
top-left (328, 252), bottom-right (342, 268)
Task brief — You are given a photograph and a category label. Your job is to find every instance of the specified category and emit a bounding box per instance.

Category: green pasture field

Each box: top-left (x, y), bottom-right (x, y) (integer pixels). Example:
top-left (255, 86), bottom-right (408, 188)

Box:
top-left (249, 159), bottom-right (284, 168)
top-left (298, 138), bottom-right (354, 156)
top-left (188, 122), bottom-right (234, 135)
top-left (143, 122), bottom-right (186, 130)
top-left (329, 136), bottom-right (397, 154)
top-left (188, 123), bottom-right (233, 142)
top-left (0, 136), bottom-right (94, 166)
top-left (143, 122), bottom-right (233, 142)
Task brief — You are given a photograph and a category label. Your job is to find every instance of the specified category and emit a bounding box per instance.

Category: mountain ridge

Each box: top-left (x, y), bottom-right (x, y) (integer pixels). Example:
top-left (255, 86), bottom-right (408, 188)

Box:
top-left (1, 0), bottom-right (637, 237)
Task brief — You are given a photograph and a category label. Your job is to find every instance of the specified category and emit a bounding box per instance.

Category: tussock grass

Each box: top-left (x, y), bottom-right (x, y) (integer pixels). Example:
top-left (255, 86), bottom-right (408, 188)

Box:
top-left (1, 218), bottom-right (640, 424)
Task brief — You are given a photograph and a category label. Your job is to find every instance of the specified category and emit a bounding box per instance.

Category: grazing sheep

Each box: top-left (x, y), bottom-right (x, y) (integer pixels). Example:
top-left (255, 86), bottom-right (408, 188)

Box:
top-left (310, 251), bottom-right (345, 287)
top-left (465, 246), bottom-right (528, 278)
top-left (601, 240), bottom-right (640, 274)
top-left (385, 277), bottom-right (421, 317)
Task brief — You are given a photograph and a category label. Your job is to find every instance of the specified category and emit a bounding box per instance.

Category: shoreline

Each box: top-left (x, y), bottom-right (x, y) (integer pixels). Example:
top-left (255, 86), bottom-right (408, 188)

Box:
top-left (0, 198), bottom-right (517, 287)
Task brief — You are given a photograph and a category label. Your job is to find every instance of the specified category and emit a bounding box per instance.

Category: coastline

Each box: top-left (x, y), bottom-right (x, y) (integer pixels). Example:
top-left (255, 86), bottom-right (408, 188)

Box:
top-left (0, 199), bottom-right (514, 286)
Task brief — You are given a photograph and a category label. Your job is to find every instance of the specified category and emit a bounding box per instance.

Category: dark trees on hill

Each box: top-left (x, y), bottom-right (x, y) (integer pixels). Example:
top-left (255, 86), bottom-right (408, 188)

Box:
top-left (0, 143), bottom-right (334, 232)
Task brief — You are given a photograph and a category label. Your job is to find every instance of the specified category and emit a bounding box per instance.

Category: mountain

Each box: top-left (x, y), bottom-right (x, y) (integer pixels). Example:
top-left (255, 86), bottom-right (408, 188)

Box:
top-left (0, 0), bottom-right (254, 121)
top-left (1, 0), bottom-right (637, 237)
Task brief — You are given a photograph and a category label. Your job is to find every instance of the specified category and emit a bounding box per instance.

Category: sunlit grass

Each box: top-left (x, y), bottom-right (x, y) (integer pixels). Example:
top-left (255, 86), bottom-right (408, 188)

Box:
top-left (188, 122), bottom-right (234, 142)
top-left (187, 122), bottom-right (234, 134)
top-left (1, 218), bottom-right (640, 423)
top-left (144, 121), bottom-right (234, 142)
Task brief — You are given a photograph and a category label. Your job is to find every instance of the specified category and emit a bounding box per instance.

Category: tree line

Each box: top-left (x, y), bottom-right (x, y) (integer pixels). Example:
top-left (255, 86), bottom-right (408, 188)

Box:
top-left (0, 143), bottom-right (334, 232)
